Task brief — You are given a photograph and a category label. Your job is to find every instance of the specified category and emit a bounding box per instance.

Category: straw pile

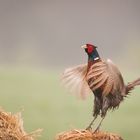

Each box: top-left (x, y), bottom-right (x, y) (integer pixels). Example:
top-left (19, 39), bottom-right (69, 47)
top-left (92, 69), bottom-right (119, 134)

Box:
top-left (56, 129), bottom-right (123, 140)
top-left (0, 108), bottom-right (41, 140)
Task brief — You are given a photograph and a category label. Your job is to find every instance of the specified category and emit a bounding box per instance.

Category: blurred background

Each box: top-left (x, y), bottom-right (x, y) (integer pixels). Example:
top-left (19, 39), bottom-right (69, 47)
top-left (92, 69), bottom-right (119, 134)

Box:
top-left (0, 0), bottom-right (140, 139)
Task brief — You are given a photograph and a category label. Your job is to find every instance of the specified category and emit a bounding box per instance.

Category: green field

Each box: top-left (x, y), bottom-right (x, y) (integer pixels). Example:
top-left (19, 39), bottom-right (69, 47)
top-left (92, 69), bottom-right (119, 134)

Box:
top-left (0, 68), bottom-right (140, 140)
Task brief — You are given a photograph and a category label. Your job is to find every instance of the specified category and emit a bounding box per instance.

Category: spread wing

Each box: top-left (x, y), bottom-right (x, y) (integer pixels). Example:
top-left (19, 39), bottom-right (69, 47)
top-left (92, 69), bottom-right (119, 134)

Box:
top-left (62, 64), bottom-right (92, 99)
top-left (86, 59), bottom-right (126, 96)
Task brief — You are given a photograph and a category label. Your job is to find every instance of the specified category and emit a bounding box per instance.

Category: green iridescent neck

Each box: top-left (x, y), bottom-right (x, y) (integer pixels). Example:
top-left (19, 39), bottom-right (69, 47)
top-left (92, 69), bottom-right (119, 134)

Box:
top-left (88, 49), bottom-right (100, 61)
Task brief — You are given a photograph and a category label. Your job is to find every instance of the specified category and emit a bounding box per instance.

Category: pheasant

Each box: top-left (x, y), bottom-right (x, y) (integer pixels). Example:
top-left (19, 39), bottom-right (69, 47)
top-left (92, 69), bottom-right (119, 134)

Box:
top-left (62, 44), bottom-right (140, 131)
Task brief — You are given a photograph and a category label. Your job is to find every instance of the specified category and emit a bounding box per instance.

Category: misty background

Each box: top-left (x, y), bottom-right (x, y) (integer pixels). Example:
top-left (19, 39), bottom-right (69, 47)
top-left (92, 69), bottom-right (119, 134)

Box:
top-left (0, 0), bottom-right (140, 69)
top-left (0, 1), bottom-right (140, 140)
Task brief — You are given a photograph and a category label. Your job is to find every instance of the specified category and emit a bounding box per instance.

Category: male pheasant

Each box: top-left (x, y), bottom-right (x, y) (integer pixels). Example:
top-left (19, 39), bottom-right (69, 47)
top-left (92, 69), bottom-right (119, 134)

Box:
top-left (62, 44), bottom-right (140, 131)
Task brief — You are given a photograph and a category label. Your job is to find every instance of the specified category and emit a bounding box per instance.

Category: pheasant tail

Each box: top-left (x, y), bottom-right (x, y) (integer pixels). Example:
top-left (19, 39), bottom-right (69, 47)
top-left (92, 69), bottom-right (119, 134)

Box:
top-left (126, 78), bottom-right (140, 94)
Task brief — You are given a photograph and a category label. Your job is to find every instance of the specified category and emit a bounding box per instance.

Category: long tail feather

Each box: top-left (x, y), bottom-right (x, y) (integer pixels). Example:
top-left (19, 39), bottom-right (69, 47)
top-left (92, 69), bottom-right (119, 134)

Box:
top-left (126, 78), bottom-right (140, 93)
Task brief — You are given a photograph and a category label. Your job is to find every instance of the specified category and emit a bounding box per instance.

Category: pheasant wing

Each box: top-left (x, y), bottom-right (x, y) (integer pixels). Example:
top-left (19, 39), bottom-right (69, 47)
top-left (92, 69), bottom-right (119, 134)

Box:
top-left (62, 64), bottom-right (91, 99)
top-left (86, 59), bottom-right (125, 96)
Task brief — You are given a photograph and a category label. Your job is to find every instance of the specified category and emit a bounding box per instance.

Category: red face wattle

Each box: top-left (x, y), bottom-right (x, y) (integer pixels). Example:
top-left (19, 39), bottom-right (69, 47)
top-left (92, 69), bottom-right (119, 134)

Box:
top-left (86, 44), bottom-right (94, 54)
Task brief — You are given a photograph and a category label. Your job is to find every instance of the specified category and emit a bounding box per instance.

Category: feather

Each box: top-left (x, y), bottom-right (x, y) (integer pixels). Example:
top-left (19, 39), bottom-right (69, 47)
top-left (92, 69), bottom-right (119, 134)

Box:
top-left (126, 78), bottom-right (140, 93)
top-left (86, 69), bottom-right (104, 80)
top-left (90, 74), bottom-right (108, 86)
top-left (62, 64), bottom-right (91, 99)
top-left (86, 59), bottom-right (126, 96)
top-left (91, 76), bottom-right (108, 90)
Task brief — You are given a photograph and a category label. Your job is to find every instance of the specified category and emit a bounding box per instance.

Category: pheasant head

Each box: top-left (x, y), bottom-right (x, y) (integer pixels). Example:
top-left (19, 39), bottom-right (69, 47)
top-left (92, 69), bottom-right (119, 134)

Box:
top-left (81, 44), bottom-right (100, 61)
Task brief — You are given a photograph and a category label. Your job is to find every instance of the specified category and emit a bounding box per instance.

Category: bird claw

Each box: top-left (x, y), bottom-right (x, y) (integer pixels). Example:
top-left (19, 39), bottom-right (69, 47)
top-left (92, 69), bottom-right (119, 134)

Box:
top-left (86, 125), bottom-right (92, 130)
top-left (93, 126), bottom-right (100, 133)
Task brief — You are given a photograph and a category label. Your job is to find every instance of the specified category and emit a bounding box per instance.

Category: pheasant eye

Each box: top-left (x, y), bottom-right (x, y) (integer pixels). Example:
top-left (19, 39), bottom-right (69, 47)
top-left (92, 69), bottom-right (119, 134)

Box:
top-left (87, 46), bottom-right (94, 53)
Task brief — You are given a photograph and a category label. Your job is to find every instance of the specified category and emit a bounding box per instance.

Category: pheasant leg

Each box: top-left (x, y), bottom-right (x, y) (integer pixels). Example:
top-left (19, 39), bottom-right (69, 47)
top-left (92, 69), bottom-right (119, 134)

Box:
top-left (86, 116), bottom-right (98, 130)
top-left (94, 117), bottom-right (105, 133)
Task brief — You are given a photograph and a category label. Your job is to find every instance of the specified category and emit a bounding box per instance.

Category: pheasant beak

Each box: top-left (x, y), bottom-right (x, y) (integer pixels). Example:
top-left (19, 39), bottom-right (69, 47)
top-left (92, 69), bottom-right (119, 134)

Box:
top-left (81, 45), bottom-right (87, 49)
top-left (81, 44), bottom-right (98, 49)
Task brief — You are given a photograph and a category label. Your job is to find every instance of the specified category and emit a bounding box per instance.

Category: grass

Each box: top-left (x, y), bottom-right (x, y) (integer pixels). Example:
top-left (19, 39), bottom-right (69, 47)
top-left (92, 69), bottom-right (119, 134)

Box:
top-left (0, 68), bottom-right (139, 140)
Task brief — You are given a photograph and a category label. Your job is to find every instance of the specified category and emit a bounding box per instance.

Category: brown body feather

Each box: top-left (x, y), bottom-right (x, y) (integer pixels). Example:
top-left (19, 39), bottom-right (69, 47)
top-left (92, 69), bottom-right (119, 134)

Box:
top-left (86, 59), bottom-right (140, 117)
top-left (62, 59), bottom-right (140, 118)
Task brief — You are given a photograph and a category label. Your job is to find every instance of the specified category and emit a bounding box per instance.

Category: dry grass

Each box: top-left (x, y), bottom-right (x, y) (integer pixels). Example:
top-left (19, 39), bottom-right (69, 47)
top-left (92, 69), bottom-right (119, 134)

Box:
top-left (55, 129), bottom-right (123, 140)
top-left (0, 108), bottom-right (41, 140)
top-left (0, 107), bottom-right (124, 140)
